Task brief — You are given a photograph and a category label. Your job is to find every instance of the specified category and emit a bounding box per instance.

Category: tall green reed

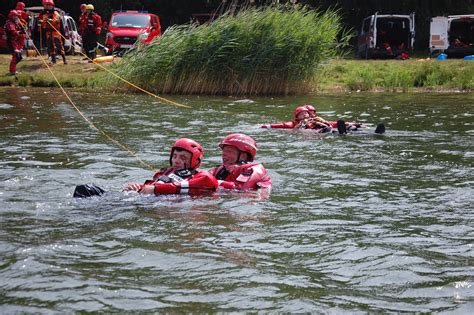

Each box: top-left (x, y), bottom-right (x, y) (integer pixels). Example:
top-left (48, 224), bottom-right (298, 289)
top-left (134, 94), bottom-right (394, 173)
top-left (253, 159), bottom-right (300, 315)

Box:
top-left (111, 5), bottom-right (347, 95)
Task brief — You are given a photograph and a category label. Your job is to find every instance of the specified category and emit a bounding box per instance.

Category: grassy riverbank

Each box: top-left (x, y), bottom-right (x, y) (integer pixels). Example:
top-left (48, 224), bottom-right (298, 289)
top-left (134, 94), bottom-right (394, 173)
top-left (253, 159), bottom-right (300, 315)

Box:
top-left (0, 55), bottom-right (106, 88)
top-left (1, 54), bottom-right (473, 93)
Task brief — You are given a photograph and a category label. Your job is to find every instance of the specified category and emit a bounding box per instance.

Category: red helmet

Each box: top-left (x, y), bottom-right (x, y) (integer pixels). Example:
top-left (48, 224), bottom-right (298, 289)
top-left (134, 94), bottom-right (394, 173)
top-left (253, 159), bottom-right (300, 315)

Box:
top-left (219, 133), bottom-right (257, 162)
top-left (16, 2), bottom-right (26, 10)
top-left (80, 4), bottom-right (87, 10)
top-left (169, 138), bottom-right (203, 169)
top-left (304, 104), bottom-right (316, 112)
top-left (293, 106), bottom-right (309, 120)
top-left (8, 10), bottom-right (20, 19)
top-left (42, 0), bottom-right (54, 7)
top-left (304, 104), bottom-right (316, 117)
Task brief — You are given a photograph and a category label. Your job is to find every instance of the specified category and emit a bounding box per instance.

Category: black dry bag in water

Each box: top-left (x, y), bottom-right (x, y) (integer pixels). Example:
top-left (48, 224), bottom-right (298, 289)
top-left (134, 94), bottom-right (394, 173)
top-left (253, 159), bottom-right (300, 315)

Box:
top-left (73, 184), bottom-right (106, 198)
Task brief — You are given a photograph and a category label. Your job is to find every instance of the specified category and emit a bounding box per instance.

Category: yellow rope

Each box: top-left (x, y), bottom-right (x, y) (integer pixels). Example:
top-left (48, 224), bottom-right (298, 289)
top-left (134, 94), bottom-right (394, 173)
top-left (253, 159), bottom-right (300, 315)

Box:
top-left (46, 20), bottom-right (190, 109)
top-left (23, 23), bottom-right (155, 170)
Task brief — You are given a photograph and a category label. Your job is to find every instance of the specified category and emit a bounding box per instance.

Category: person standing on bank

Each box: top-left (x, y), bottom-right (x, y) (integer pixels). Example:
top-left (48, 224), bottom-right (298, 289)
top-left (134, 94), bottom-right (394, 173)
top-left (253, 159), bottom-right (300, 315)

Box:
top-left (5, 10), bottom-right (25, 75)
top-left (80, 4), bottom-right (102, 60)
top-left (38, 0), bottom-right (67, 64)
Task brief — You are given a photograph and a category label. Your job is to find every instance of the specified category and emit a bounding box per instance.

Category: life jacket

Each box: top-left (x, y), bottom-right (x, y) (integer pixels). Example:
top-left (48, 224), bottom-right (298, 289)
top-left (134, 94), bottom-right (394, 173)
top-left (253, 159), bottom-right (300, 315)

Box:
top-left (5, 19), bottom-right (23, 51)
top-left (141, 167), bottom-right (218, 196)
top-left (261, 121), bottom-right (297, 129)
top-left (84, 12), bottom-right (102, 35)
top-left (78, 12), bottom-right (89, 34)
top-left (210, 162), bottom-right (271, 190)
top-left (39, 10), bottom-right (62, 38)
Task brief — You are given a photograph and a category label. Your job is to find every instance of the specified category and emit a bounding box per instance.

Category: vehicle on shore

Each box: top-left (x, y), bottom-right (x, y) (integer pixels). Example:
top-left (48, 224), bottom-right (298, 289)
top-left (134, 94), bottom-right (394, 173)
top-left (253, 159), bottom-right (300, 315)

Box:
top-left (104, 10), bottom-right (161, 56)
top-left (430, 14), bottom-right (474, 58)
top-left (25, 6), bottom-right (82, 55)
top-left (356, 13), bottom-right (415, 59)
top-left (0, 13), bottom-right (7, 52)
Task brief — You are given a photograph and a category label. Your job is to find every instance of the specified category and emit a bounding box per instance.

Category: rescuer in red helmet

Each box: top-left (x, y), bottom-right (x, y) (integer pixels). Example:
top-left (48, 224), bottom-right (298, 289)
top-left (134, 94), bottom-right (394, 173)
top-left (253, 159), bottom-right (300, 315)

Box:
top-left (38, 0), bottom-right (67, 64)
top-left (209, 133), bottom-right (271, 191)
top-left (5, 10), bottom-right (25, 75)
top-left (124, 138), bottom-right (218, 196)
top-left (14, 2), bottom-right (30, 50)
top-left (79, 4), bottom-right (102, 60)
top-left (78, 4), bottom-right (87, 35)
top-left (261, 104), bottom-right (353, 133)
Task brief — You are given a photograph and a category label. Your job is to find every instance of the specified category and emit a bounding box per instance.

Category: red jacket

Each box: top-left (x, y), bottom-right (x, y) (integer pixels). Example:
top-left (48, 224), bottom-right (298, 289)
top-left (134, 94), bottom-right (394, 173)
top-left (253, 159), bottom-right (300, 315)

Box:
top-left (261, 121), bottom-right (297, 129)
top-left (209, 162), bottom-right (272, 191)
top-left (139, 167), bottom-right (218, 196)
top-left (262, 119), bottom-right (362, 130)
top-left (5, 19), bottom-right (23, 52)
top-left (80, 12), bottom-right (102, 35)
top-left (78, 12), bottom-right (87, 34)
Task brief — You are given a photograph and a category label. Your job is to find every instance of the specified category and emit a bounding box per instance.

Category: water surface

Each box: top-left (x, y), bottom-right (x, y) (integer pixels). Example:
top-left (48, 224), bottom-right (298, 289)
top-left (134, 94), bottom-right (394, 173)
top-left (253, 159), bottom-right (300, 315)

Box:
top-left (0, 87), bottom-right (473, 312)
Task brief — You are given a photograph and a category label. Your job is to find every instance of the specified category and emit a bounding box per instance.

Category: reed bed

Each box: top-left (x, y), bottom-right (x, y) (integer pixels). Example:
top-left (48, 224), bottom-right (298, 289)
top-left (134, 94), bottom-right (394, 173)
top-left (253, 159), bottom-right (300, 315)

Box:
top-left (111, 5), bottom-right (346, 95)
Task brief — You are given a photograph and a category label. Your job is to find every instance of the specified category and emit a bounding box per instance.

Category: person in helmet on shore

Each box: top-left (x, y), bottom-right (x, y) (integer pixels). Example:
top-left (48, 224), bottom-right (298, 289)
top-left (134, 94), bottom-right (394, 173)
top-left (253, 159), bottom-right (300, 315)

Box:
top-left (15, 2), bottom-right (30, 51)
top-left (78, 4), bottom-right (87, 34)
top-left (209, 133), bottom-right (271, 191)
top-left (4, 10), bottom-right (25, 76)
top-left (80, 4), bottom-right (102, 60)
top-left (38, 0), bottom-right (67, 64)
top-left (124, 138), bottom-right (218, 196)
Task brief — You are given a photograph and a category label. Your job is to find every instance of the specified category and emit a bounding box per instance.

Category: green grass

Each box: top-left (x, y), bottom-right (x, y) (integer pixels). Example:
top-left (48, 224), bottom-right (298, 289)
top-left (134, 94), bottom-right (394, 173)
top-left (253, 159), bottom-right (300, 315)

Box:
top-left (110, 4), bottom-right (348, 95)
top-left (315, 58), bottom-right (474, 92)
top-left (1, 51), bottom-right (473, 94)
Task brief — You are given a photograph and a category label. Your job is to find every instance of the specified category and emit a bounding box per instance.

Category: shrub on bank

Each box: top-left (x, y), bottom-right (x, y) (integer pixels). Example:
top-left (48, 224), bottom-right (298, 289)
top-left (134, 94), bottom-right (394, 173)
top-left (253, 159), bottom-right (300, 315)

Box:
top-left (111, 5), bottom-right (347, 95)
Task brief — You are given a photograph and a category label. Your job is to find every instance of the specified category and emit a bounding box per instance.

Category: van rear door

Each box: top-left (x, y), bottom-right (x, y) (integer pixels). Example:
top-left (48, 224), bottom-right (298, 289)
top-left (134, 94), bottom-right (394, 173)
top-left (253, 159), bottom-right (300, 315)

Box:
top-left (430, 16), bottom-right (449, 53)
top-left (372, 12), bottom-right (377, 48)
top-left (409, 12), bottom-right (416, 49)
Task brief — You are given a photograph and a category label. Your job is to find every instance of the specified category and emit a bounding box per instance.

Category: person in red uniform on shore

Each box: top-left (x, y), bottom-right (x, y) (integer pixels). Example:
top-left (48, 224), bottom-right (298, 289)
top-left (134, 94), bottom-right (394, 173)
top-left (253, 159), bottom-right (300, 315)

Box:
top-left (15, 2), bottom-right (30, 50)
top-left (4, 10), bottom-right (24, 76)
top-left (80, 4), bottom-right (102, 60)
top-left (78, 4), bottom-right (87, 34)
top-left (209, 133), bottom-right (271, 191)
top-left (125, 138), bottom-right (218, 196)
top-left (38, 0), bottom-right (67, 64)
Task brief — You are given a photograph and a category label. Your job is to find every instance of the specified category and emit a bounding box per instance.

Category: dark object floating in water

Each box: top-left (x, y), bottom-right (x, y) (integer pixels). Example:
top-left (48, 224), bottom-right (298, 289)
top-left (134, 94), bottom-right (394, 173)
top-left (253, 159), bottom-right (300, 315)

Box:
top-left (74, 184), bottom-right (106, 198)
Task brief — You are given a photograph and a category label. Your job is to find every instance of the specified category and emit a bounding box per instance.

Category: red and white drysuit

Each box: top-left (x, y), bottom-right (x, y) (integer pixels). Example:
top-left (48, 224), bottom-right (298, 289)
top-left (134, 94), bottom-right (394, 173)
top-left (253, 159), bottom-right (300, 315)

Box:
top-left (210, 162), bottom-right (271, 190)
top-left (210, 133), bottom-right (272, 191)
top-left (136, 167), bottom-right (218, 196)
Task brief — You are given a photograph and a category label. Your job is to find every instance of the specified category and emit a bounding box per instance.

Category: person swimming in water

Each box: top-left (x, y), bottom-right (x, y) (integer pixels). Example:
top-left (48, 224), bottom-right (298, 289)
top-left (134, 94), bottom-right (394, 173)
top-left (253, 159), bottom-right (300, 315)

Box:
top-left (74, 138), bottom-right (218, 197)
top-left (209, 133), bottom-right (271, 191)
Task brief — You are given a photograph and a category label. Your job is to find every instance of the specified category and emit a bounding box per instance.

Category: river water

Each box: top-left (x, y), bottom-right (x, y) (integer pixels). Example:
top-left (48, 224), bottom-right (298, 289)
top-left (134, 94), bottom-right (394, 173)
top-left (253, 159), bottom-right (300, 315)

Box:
top-left (1, 87), bottom-right (473, 312)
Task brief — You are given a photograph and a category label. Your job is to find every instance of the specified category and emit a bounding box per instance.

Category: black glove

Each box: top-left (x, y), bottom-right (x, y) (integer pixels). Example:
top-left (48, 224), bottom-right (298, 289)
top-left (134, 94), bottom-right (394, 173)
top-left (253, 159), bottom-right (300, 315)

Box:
top-left (157, 175), bottom-right (172, 183)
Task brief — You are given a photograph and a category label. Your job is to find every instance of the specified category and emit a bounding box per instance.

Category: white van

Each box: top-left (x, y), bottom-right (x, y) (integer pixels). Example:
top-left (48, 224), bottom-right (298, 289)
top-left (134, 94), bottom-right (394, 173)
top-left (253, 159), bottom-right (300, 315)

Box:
top-left (356, 13), bottom-right (415, 59)
top-left (25, 6), bottom-right (82, 55)
top-left (429, 15), bottom-right (474, 57)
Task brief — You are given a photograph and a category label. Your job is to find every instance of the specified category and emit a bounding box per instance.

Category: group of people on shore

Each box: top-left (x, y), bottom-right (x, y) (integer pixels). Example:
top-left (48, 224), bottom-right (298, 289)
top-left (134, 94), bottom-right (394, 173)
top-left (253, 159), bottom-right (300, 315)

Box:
top-left (4, 1), bottom-right (102, 75)
top-left (74, 133), bottom-right (272, 198)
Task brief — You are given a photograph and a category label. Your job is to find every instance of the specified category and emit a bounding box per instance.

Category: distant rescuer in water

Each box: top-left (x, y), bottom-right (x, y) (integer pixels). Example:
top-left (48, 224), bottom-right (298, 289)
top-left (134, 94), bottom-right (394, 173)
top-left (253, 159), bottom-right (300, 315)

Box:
top-left (74, 138), bottom-right (218, 197)
top-left (124, 138), bottom-right (218, 196)
top-left (209, 133), bottom-right (272, 191)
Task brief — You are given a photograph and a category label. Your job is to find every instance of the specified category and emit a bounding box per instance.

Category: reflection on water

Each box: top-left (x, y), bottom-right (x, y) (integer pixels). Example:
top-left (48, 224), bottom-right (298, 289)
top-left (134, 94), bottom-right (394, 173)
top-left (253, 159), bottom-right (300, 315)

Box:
top-left (0, 87), bottom-right (473, 312)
